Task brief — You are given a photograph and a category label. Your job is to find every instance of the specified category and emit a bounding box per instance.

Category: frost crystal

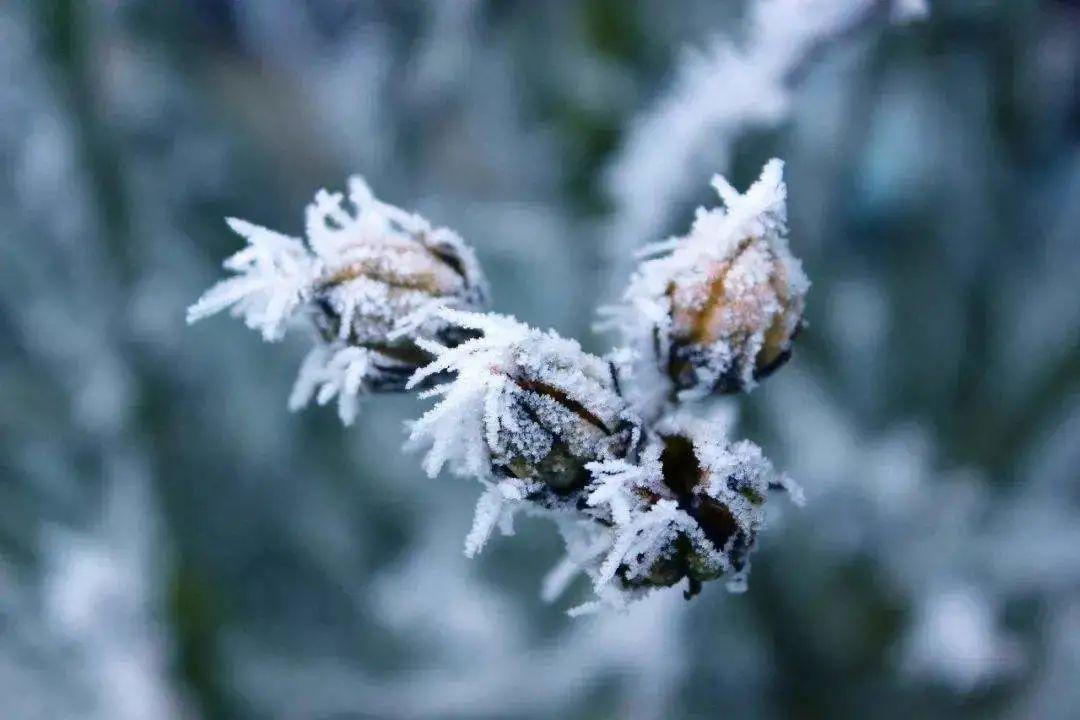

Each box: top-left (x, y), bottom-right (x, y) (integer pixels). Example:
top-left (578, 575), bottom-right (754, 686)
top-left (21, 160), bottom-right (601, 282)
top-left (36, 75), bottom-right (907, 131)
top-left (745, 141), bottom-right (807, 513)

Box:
top-left (288, 344), bottom-right (387, 426)
top-left (190, 162), bottom-right (808, 612)
top-left (187, 219), bottom-right (319, 342)
top-left (464, 478), bottom-right (540, 558)
top-left (189, 176), bottom-right (487, 418)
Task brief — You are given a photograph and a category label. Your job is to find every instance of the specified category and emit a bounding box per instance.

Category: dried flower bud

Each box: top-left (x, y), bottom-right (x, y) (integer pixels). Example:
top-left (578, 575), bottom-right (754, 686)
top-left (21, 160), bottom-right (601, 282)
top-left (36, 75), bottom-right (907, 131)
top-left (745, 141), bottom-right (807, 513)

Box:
top-left (190, 161), bottom-right (810, 613)
top-left (188, 176), bottom-right (487, 422)
top-left (606, 159), bottom-right (808, 401)
top-left (303, 179), bottom-right (486, 369)
top-left (647, 431), bottom-right (764, 591)
top-left (407, 311), bottom-right (638, 496)
top-left (666, 233), bottom-right (806, 394)
top-left (580, 415), bottom-right (796, 603)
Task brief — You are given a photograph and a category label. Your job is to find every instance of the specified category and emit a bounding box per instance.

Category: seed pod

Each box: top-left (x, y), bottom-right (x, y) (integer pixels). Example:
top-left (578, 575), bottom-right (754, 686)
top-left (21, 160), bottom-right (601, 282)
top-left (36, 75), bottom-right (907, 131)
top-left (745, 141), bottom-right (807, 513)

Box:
top-left (586, 420), bottom-right (786, 599)
top-left (303, 178), bottom-right (487, 391)
top-left (666, 231), bottom-right (807, 394)
top-left (609, 159), bottom-right (808, 400)
top-left (649, 431), bottom-right (764, 588)
top-left (496, 373), bottom-right (635, 494)
top-left (188, 176), bottom-right (488, 421)
top-left (408, 311), bottom-right (639, 497)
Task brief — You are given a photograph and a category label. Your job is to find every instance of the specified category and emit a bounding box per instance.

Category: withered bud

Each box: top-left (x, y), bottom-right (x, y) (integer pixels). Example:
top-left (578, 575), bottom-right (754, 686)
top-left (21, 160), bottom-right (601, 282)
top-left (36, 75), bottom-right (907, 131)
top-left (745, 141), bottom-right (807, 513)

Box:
top-left (596, 426), bottom-right (785, 599)
top-left (610, 159), bottom-right (808, 400)
top-left (408, 311), bottom-right (640, 496)
top-left (666, 232), bottom-right (807, 394)
top-left (188, 176), bottom-right (488, 423)
top-left (305, 179), bottom-right (487, 391)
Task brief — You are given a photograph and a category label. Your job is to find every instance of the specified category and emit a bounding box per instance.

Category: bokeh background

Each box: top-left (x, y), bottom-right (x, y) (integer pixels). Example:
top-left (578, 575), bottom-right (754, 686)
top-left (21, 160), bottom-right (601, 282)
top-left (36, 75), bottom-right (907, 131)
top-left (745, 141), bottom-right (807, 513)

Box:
top-left (2, 1), bottom-right (1078, 718)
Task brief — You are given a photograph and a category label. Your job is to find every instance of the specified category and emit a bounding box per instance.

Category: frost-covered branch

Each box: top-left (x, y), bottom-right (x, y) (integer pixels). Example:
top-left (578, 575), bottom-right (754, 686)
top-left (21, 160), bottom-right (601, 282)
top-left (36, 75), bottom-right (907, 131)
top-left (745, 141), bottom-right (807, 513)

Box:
top-left (190, 161), bottom-right (808, 611)
top-left (603, 0), bottom-right (927, 277)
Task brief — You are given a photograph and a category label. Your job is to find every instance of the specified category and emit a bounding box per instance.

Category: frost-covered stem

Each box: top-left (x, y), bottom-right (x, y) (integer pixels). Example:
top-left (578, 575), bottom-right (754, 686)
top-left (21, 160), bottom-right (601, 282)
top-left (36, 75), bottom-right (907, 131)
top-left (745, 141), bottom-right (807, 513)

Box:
top-left (190, 160), bottom-right (808, 612)
top-left (602, 0), bottom-right (923, 286)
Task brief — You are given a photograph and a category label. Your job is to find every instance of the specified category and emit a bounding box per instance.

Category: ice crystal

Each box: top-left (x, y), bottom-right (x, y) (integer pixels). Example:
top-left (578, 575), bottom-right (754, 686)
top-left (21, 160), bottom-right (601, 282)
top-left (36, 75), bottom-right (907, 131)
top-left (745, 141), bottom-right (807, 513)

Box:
top-left (585, 440), bottom-right (664, 526)
top-left (561, 411), bottom-right (791, 605)
top-left (463, 477), bottom-right (540, 558)
top-left (288, 344), bottom-right (390, 426)
top-left (186, 218), bottom-right (319, 342)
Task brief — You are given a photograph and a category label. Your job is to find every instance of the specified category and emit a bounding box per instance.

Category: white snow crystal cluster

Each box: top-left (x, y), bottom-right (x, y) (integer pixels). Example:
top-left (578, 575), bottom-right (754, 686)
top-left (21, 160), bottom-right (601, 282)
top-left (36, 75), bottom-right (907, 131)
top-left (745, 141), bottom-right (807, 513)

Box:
top-left (188, 176), bottom-right (487, 423)
top-left (190, 160), bottom-right (807, 611)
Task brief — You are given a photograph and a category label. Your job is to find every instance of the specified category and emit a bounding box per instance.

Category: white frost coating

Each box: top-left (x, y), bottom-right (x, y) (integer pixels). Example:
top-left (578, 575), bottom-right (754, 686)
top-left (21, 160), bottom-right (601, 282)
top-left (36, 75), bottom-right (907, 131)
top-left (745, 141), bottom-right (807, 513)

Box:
top-left (537, 411), bottom-right (788, 609)
top-left (604, 0), bottom-right (927, 273)
top-left (407, 309), bottom-right (629, 480)
top-left (464, 478), bottom-right (540, 558)
top-left (585, 440), bottom-right (663, 526)
top-left (189, 175), bottom-right (486, 417)
top-left (402, 307), bottom-right (800, 610)
top-left (288, 344), bottom-right (387, 426)
top-left (190, 168), bottom-right (804, 612)
top-left (596, 499), bottom-right (702, 589)
top-left (659, 411), bottom-right (776, 535)
top-left (188, 152), bottom-right (809, 614)
top-left (186, 218), bottom-right (319, 341)
top-left (541, 517), bottom-right (615, 604)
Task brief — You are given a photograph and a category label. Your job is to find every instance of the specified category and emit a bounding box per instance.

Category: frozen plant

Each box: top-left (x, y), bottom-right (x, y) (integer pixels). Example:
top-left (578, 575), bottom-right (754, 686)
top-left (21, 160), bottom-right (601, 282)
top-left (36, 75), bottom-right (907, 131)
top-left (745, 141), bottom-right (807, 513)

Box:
top-left (602, 158), bottom-right (808, 404)
top-left (189, 160), bottom-right (809, 611)
top-left (187, 175), bottom-right (487, 424)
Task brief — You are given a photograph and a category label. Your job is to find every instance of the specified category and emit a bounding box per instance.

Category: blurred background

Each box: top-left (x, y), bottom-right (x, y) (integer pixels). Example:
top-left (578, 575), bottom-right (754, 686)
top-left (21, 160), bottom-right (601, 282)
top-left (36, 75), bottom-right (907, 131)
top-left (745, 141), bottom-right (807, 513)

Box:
top-left (2, 0), bottom-right (1078, 718)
